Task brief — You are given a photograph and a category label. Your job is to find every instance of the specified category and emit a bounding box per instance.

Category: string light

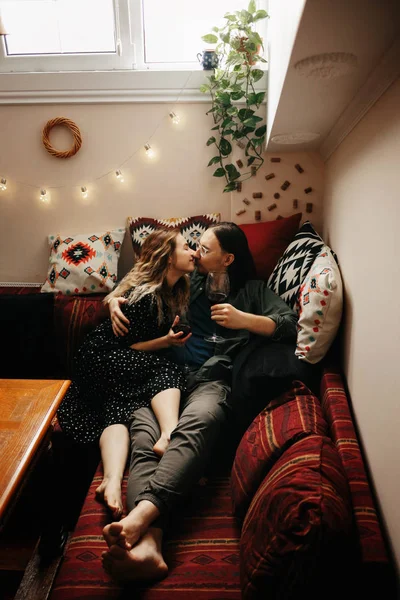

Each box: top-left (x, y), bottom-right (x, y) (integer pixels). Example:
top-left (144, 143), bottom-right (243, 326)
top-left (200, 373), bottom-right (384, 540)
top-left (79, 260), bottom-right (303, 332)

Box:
top-left (39, 189), bottom-right (48, 203)
top-left (169, 111), bottom-right (180, 125)
top-left (2, 72), bottom-right (194, 198)
top-left (144, 143), bottom-right (155, 159)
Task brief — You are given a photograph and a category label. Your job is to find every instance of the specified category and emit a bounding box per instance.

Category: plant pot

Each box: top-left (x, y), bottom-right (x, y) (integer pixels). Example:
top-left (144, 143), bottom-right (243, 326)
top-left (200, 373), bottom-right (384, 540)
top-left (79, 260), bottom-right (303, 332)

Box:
top-left (197, 49), bottom-right (219, 70)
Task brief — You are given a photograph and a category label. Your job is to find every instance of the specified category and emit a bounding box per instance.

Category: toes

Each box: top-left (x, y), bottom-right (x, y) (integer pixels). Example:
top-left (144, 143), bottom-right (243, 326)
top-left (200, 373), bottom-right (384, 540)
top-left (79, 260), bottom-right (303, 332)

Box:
top-left (109, 544), bottom-right (128, 560)
top-left (109, 522), bottom-right (124, 536)
top-left (112, 507), bottom-right (123, 520)
top-left (95, 485), bottom-right (105, 498)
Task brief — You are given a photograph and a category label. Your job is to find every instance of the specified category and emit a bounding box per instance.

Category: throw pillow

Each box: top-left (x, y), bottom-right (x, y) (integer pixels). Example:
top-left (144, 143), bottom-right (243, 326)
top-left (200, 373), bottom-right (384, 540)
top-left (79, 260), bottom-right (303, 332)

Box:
top-left (239, 213), bottom-right (302, 280)
top-left (41, 229), bottom-right (125, 295)
top-left (267, 221), bottom-right (325, 311)
top-left (127, 213), bottom-right (220, 258)
top-left (230, 381), bottom-right (328, 518)
top-left (240, 435), bottom-right (355, 600)
top-left (295, 246), bottom-right (343, 364)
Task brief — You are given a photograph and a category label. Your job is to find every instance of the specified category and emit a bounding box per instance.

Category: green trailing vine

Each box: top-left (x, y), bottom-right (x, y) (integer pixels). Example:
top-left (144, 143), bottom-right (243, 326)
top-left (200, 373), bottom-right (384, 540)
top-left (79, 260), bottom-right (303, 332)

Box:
top-left (200, 1), bottom-right (269, 192)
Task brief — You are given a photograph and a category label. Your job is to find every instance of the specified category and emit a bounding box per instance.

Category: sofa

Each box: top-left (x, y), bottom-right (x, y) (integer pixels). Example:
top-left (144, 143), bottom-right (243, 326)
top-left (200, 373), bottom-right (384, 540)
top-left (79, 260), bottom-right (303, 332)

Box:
top-left (1, 216), bottom-right (397, 599)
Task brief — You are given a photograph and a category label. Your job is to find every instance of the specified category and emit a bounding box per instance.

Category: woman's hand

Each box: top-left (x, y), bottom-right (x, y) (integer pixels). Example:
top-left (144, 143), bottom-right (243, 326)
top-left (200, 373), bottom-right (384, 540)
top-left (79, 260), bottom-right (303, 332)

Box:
top-left (166, 316), bottom-right (192, 347)
top-left (109, 297), bottom-right (130, 336)
top-left (211, 303), bottom-right (248, 330)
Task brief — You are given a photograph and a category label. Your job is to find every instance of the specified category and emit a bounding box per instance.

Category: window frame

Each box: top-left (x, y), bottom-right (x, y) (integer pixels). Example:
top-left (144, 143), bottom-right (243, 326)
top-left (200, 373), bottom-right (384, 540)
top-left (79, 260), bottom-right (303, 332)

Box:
top-left (0, 0), bottom-right (267, 72)
top-left (0, 0), bottom-right (136, 72)
top-left (0, 0), bottom-right (268, 104)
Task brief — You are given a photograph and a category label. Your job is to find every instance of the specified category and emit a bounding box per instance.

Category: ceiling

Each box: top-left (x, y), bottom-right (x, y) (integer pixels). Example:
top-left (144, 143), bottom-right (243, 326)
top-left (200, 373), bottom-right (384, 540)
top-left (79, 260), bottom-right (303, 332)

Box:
top-left (266, 0), bottom-right (400, 157)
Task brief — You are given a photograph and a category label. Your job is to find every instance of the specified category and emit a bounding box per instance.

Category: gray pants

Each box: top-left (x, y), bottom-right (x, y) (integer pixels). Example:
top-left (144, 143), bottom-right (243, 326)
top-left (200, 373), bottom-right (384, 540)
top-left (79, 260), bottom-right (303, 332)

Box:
top-left (126, 379), bottom-right (230, 528)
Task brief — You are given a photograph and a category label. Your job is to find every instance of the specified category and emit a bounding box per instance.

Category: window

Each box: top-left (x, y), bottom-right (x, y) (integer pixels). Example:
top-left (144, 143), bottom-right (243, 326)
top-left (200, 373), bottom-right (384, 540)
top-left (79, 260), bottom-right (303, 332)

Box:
top-left (0, 0), bottom-right (267, 72)
top-left (0, 0), bottom-right (133, 70)
top-left (4, 0), bottom-right (115, 55)
top-left (141, 0), bottom-right (258, 68)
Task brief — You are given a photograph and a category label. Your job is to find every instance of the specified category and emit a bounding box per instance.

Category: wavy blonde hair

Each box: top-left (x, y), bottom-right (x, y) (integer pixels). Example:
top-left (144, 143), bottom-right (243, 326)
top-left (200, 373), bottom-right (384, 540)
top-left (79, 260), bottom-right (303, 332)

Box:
top-left (105, 229), bottom-right (190, 324)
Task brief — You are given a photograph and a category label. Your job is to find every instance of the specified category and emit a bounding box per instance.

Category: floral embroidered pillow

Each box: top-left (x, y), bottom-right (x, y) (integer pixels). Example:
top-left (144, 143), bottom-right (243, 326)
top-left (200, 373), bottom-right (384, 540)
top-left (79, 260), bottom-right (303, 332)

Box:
top-left (41, 228), bottom-right (125, 295)
top-left (295, 246), bottom-right (343, 364)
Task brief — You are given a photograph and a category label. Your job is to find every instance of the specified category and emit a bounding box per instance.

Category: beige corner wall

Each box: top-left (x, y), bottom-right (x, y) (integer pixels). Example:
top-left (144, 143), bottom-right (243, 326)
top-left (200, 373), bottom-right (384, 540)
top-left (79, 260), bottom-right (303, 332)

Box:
top-left (0, 102), bottom-right (323, 283)
top-left (323, 77), bottom-right (400, 570)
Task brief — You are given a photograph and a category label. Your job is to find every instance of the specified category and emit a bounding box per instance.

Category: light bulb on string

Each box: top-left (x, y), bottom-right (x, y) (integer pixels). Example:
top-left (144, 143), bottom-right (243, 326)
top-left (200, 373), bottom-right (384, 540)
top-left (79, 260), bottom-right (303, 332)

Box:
top-left (0, 178), bottom-right (7, 191)
top-left (144, 143), bottom-right (155, 159)
top-left (81, 186), bottom-right (88, 199)
top-left (115, 169), bottom-right (124, 183)
top-left (39, 189), bottom-right (49, 203)
top-left (169, 111), bottom-right (180, 125)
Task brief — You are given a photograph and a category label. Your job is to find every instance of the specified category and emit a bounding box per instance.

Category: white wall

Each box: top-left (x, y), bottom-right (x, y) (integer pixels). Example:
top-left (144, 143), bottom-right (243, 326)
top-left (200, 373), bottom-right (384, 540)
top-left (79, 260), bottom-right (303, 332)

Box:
top-left (0, 103), bottom-right (324, 284)
top-left (324, 77), bottom-right (400, 571)
top-left (266, 0), bottom-right (306, 143)
top-left (0, 103), bottom-right (230, 282)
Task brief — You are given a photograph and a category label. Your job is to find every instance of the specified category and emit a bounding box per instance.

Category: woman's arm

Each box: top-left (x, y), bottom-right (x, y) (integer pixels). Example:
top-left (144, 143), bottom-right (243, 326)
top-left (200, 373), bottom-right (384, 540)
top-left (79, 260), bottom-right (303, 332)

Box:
top-left (108, 297), bottom-right (130, 336)
top-left (211, 280), bottom-right (298, 342)
top-left (211, 306), bottom-right (278, 336)
top-left (131, 316), bottom-right (191, 351)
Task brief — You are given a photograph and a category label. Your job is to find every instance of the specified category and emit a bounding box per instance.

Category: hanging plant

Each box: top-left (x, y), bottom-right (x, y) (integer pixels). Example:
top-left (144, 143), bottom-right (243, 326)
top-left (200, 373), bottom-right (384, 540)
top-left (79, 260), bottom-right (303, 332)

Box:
top-left (200, 1), bottom-right (269, 192)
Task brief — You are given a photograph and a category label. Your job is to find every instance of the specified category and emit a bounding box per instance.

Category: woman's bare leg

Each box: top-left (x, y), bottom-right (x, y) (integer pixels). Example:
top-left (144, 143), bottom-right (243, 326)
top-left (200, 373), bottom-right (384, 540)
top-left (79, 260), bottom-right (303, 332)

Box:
top-left (96, 424), bottom-right (130, 518)
top-left (151, 388), bottom-right (180, 457)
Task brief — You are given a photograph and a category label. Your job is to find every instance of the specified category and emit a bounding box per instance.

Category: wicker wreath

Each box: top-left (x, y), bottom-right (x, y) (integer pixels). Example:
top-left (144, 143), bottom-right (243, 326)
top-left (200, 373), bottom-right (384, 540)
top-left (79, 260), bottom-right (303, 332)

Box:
top-left (42, 117), bottom-right (82, 159)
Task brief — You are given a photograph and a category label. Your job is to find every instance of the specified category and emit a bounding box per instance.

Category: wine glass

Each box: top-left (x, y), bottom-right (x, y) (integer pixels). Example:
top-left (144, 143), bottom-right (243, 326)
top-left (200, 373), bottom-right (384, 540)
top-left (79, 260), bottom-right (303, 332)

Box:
top-left (205, 271), bottom-right (230, 343)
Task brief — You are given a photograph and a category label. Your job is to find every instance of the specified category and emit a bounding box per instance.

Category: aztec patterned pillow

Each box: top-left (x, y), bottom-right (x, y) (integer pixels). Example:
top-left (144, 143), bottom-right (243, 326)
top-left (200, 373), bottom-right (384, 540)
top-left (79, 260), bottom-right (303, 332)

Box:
top-left (41, 228), bottom-right (125, 295)
top-left (295, 246), bottom-right (343, 364)
top-left (127, 213), bottom-right (220, 258)
top-left (267, 221), bottom-right (325, 311)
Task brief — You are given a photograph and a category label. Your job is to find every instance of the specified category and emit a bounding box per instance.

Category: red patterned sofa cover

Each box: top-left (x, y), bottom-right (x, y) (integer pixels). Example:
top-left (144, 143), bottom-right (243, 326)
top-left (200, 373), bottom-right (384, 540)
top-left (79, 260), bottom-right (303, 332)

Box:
top-left (0, 286), bottom-right (396, 598)
top-left (48, 366), bottom-right (396, 600)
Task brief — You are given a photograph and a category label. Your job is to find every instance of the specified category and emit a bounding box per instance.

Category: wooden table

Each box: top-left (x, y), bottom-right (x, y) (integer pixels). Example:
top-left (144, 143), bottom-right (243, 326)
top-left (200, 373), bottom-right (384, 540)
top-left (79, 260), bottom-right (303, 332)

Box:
top-left (0, 379), bottom-right (70, 526)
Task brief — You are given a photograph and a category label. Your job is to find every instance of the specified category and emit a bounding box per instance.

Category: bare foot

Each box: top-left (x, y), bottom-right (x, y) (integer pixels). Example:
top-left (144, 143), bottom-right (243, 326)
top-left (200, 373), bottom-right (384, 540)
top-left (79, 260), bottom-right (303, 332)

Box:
top-left (95, 477), bottom-right (123, 519)
top-left (103, 522), bottom-right (131, 550)
top-left (103, 500), bottom-right (160, 550)
top-left (102, 529), bottom-right (168, 583)
top-left (153, 433), bottom-right (171, 457)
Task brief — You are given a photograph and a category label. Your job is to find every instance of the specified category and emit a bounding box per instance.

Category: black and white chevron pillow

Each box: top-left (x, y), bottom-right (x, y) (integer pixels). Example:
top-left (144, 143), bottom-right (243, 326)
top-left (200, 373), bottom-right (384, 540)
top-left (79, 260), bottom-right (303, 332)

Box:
top-left (267, 221), bottom-right (326, 312)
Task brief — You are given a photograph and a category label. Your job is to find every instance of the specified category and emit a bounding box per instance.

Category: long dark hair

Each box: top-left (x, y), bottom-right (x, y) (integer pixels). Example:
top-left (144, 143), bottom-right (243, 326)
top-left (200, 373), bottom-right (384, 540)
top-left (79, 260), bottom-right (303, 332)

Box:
top-left (209, 222), bottom-right (256, 291)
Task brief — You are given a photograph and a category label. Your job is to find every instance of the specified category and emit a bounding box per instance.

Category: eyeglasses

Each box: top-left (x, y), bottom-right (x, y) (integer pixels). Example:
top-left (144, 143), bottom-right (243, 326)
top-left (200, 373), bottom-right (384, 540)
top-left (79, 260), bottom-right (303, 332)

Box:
top-left (196, 241), bottom-right (210, 257)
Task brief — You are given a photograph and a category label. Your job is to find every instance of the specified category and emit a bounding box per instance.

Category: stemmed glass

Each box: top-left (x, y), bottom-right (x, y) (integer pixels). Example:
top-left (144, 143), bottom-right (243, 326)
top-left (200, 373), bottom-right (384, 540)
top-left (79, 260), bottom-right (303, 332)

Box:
top-left (205, 271), bottom-right (230, 343)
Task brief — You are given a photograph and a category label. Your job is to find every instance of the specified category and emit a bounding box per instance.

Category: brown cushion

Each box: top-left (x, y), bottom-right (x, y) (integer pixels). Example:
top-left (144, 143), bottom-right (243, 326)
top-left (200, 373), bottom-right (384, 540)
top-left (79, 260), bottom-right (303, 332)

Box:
top-left (230, 381), bottom-right (328, 518)
top-left (240, 435), bottom-right (355, 600)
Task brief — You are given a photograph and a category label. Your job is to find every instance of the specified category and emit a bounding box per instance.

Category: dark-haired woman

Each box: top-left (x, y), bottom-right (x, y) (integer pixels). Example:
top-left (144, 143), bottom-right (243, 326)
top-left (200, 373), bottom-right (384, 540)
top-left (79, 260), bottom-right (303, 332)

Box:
top-left (102, 222), bottom-right (298, 584)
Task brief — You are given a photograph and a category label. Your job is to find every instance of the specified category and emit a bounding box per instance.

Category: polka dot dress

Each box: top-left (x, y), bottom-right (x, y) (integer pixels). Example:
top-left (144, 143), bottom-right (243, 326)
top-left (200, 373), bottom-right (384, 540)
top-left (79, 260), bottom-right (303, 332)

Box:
top-left (57, 290), bottom-right (185, 444)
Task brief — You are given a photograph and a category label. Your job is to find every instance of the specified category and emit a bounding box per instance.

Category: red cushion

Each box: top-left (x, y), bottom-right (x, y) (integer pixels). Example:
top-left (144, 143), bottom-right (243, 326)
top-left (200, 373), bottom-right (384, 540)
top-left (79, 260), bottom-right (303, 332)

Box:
top-left (320, 368), bottom-right (390, 564)
top-left (54, 294), bottom-right (109, 376)
top-left (50, 464), bottom-right (241, 600)
top-left (240, 435), bottom-right (355, 600)
top-left (231, 381), bottom-right (328, 518)
top-left (239, 213), bottom-right (302, 280)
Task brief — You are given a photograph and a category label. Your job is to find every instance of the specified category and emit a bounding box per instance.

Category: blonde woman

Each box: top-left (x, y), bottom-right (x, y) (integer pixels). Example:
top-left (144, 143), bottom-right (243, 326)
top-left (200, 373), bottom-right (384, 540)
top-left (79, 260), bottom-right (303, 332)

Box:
top-left (57, 230), bottom-right (195, 518)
